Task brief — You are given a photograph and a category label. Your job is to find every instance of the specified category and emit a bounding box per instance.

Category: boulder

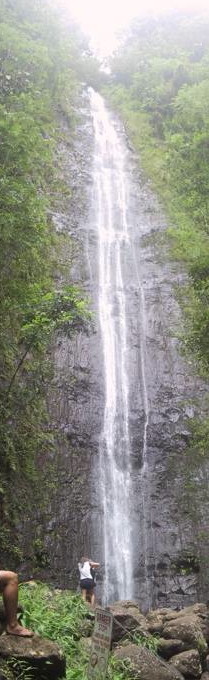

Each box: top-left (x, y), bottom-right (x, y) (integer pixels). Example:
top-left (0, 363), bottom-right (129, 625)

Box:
top-left (190, 605), bottom-right (209, 643)
top-left (162, 615), bottom-right (208, 656)
top-left (0, 634), bottom-right (65, 680)
top-left (164, 606), bottom-right (202, 622)
top-left (150, 609), bottom-right (176, 616)
top-left (169, 649), bottom-right (202, 678)
top-left (108, 601), bottom-right (148, 643)
top-left (146, 611), bottom-right (164, 635)
top-left (163, 604), bottom-right (209, 643)
top-left (113, 643), bottom-right (184, 679)
top-left (157, 637), bottom-right (187, 659)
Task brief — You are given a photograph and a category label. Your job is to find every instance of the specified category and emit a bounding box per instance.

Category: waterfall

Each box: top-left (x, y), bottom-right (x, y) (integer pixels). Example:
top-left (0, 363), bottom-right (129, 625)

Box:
top-left (90, 90), bottom-right (132, 603)
top-left (89, 89), bottom-right (149, 604)
top-left (42, 87), bottom-right (208, 610)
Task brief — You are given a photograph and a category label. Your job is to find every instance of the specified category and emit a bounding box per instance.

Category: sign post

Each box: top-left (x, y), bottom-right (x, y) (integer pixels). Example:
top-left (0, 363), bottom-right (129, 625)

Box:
top-left (87, 608), bottom-right (113, 680)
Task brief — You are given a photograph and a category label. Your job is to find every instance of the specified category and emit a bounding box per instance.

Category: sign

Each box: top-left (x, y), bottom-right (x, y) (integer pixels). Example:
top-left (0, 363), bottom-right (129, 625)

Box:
top-left (87, 607), bottom-right (113, 680)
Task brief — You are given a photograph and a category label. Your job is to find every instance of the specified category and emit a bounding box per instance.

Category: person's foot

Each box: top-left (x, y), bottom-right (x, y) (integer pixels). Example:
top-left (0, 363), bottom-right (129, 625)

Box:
top-left (6, 624), bottom-right (34, 637)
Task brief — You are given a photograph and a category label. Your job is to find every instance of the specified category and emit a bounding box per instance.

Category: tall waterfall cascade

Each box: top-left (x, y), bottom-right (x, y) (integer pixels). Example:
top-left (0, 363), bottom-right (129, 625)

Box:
top-left (37, 88), bottom-right (208, 611)
top-left (89, 90), bottom-right (149, 604)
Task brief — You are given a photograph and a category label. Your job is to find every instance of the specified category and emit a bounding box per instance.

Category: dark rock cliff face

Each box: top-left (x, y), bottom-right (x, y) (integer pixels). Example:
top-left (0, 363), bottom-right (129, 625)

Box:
top-left (18, 89), bottom-right (209, 610)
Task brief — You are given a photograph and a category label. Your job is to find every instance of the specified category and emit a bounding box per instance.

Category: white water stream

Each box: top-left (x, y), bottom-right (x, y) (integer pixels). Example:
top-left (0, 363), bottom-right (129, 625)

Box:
top-left (90, 90), bottom-right (149, 604)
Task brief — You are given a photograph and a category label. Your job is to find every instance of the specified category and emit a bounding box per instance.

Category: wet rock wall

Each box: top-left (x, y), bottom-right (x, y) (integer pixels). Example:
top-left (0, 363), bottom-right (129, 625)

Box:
top-left (18, 90), bottom-right (209, 609)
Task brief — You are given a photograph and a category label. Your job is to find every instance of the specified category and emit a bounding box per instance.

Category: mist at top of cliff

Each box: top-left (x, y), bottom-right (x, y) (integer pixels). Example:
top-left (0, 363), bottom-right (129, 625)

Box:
top-left (49, 0), bottom-right (209, 56)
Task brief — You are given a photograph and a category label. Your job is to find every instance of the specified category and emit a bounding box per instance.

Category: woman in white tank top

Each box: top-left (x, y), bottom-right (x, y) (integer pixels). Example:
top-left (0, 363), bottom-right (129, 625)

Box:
top-left (78, 556), bottom-right (100, 606)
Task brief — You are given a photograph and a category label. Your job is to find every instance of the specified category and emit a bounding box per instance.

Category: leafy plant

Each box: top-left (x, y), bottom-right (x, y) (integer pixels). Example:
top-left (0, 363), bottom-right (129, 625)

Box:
top-left (107, 13), bottom-right (209, 374)
top-left (18, 584), bottom-right (138, 680)
top-left (0, 0), bottom-right (97, 562)
top-left (132, 632), bottom-right (159, 653)
top-left (19, 584), bottom-right (91, 680)
top-left (8, 659), bottom-right (33, 680)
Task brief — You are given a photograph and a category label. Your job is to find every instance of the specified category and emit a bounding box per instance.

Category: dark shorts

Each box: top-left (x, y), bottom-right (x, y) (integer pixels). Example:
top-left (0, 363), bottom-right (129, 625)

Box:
top-left (80, 578), bottom-right (93, 591)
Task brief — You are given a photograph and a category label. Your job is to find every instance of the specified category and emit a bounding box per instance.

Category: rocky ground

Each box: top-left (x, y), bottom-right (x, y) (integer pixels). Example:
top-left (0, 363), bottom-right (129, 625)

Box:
top-left (1, 597), bottom-right (209, 679)
top-left (107, 600), bottom-right (209, 679)
top-left (0, 604), bottom-right (65, 680)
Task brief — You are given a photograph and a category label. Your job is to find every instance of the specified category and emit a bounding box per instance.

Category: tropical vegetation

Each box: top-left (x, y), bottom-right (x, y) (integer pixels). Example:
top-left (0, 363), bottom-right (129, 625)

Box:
top-left (16, 583), bottom-right (156, 680)
top-left (104, 11), bottom-right (209, 552)
top-left (106, 12), bottom-right (209, 371)
top-left (0, 0), bottom-right (96, 560)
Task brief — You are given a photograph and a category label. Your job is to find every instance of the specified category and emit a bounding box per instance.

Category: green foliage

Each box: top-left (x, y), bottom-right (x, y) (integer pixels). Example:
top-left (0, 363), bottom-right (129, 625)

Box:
top-left (21, 287), bottom-right (90, 349)
top-left (0, 0), bottom-right (94, 561)
top-left (0, 660), bottom-right (16, 680)
top-left (107, 11), bottom-right (209, 373)
top-left (132, 632), bottom-right (158, 653)
top-left (19, 584), bottom-right (90, 680)
top-left (107, 12), bottom-right (209, 576)
top-left (107, 657), bottom-right (130, 680)
top-left (19, 584), bottom-right (89, 649)
top-left (8, 659), bottom-right (33, 680)
top-left (18, 584), bottom-right (156, 680)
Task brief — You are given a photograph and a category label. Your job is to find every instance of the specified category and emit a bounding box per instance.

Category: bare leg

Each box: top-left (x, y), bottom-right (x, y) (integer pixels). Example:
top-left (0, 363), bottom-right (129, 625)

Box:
top-left (91, 590), bottom-right (96, 608)
top-left (0, 571), bottom-right (33, 636)
top-left (81, 588), bottom-right (87, 602)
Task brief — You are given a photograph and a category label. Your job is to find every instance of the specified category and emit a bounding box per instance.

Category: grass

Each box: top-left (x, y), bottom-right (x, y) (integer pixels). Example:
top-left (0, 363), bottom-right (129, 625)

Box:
top-left (17, 583), bottom-right (160, 679)
top-left (19, 583), bottom-right (90, 680)
top-left (18, 583), bottom-right (127, 680)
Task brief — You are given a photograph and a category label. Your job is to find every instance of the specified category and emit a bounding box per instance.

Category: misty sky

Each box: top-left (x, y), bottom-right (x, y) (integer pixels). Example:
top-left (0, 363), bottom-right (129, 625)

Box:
top-left (55, 0), bottom-right (209, 54)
